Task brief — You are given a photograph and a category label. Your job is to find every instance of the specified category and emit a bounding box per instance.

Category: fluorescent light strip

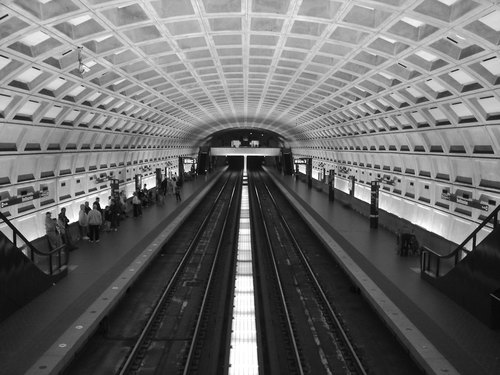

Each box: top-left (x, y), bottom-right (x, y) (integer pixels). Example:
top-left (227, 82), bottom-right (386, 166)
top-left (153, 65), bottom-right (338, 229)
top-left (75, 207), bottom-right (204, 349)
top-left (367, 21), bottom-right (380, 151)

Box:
top-left (229, 175), bottom-right (259, 374)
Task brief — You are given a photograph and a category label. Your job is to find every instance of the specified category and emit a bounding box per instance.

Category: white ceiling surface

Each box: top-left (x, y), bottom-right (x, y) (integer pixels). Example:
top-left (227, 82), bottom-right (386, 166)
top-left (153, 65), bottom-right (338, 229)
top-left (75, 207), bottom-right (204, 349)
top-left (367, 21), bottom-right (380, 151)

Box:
top-left (0, 1), bottom-right (499, 188)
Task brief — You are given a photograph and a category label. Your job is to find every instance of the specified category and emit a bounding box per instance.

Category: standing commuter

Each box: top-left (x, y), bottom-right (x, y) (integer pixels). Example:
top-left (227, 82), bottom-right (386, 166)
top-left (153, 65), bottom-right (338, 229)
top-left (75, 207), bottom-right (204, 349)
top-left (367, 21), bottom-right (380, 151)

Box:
top-left (78, 204), bottom-right (89, 240)
top-left (161, 177), bottom-right (168, 197)
top-left (167, 178), bottom-right (175, 195)
top-left (132, 191), bottom-right (142, 217)
top-left (103, 206), bottom-right (111, 232)
top-left (175, 183), bottom-right (181, 202)
top-left (45, 212), bottom-right (62, 250)
top-left (119, 191), bottom-right (128, 217)
top-left (93, 197), bottom-right (102, 214)
top-left (87, 203), bottom-right (102, 243)
top-left (84, 201), bottom-right (91, 214)
top-left (109, 200), bottom-right (120, 231)
top-left (58, 207), bottom-right (77, 250)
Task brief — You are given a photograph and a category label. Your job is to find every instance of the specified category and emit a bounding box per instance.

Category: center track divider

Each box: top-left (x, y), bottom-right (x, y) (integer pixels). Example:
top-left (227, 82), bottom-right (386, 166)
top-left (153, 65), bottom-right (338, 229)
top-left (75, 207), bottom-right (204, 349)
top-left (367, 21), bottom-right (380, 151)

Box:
top-left (264, 168), bottom-right (459, 375)
top-left (26, 168), bottom-right (227, 375)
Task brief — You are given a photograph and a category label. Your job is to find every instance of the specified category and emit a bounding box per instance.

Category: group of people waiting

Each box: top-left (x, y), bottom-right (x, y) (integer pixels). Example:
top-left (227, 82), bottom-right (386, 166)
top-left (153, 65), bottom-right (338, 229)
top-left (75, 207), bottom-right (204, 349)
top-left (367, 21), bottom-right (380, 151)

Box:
top-left (45, 192), bottom-right (129, 248)
top-left (160, 176), bottom-right (182, 202)
top-left (45, 180), bottom-right (184, 250)
top-left (131, 178), bottom-right (182, 217)
top-left (77, 195), bottom-right (127, 243)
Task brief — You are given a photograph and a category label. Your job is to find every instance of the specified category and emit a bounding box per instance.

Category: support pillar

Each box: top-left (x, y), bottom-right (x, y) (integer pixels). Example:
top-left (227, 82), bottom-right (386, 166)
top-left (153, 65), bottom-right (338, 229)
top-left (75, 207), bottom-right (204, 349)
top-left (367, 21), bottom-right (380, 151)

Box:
top-left (349, 175), bottom-right (355, 197)
top-left (134, 174), bottom-right (142, 193)
top-left (328, 170), bottom-right (335, 202)
top-left (178, 156), bottom-right (185, 184)
top-left (306, 158), bottom-right (312, 188)
top-left (370, 180), bottom-right (380, 229)
top-left (155, 168), bottom-right (162, 189)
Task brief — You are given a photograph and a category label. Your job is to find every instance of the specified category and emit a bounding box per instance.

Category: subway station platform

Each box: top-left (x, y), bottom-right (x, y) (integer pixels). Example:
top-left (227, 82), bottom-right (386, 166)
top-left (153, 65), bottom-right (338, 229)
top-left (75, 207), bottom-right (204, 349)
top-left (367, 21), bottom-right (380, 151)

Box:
top-left (0, 167), bottom-right (499, 375)
top-left (0, 171), bottom-right (223, 375)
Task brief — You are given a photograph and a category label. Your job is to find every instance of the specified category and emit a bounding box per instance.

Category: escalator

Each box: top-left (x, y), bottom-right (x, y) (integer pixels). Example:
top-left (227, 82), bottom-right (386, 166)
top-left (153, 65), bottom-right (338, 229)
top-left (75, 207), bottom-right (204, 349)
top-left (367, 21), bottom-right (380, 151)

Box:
top-left (421, 206), bottom-right (500, 328)
top-left (0, 213), bottom-right (68, 322)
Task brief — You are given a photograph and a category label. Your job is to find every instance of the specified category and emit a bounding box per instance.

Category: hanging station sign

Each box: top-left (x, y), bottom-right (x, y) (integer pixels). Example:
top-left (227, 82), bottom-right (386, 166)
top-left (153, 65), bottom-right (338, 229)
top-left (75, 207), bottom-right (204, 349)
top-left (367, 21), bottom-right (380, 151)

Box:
top-left (294, 158), bottom-right (308, 164)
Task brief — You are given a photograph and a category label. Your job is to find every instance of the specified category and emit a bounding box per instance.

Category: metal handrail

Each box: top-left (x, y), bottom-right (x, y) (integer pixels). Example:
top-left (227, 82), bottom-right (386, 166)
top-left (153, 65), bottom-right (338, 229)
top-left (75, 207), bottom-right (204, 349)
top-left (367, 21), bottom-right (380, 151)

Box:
top-left (421, 205), bottom-right (500, 278)
top-left (0, 211), bottom-right (68, 275)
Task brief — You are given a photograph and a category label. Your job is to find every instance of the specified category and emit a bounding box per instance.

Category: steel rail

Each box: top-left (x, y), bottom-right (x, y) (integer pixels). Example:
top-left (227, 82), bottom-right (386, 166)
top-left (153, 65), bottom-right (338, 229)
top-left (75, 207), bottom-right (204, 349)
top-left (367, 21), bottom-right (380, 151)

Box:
top-left (182, 172), bottom-right (240, 374)
top-left (252, 177), bottom-right (305, 375)
top-left (117, 173), bottom-right (234, 375)
top-left (262, 177), bottom-right (368, 375)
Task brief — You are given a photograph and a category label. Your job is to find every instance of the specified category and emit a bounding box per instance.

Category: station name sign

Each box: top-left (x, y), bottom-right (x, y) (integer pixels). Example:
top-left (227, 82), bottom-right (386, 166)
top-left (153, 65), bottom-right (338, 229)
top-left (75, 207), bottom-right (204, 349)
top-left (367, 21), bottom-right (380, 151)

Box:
top-left (294, 158), bottom-right (309, 164)
top-left (0, 190), bottom-right (49, 209)
top-left (441, 191), bottom-right (489, 211)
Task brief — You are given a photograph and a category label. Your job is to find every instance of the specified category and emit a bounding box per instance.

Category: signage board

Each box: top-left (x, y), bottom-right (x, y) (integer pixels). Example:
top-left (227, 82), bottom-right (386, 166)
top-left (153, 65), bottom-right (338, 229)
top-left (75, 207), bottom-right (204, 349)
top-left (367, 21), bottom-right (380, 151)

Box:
top-left (441, 191), bottom-right (489, 211)
top-left (0, 190), bottom-right (49, 209)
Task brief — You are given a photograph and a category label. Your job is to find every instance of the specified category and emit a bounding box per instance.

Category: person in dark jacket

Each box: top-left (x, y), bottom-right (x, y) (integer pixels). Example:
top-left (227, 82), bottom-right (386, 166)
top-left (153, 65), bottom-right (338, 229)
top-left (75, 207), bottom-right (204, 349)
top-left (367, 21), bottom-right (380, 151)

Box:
top-left (175, 183), bottom-right (181, 202)
top-left (93, 197), bottom-right (102, 214)
top-left (58, 207), bottom-right (77, 250)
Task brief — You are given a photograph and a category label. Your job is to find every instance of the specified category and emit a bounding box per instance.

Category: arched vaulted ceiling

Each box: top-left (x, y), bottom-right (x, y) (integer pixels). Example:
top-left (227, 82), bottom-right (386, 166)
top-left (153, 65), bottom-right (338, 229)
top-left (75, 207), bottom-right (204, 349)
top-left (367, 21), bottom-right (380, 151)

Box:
top-left (1, 0), bottom-right (500, 237)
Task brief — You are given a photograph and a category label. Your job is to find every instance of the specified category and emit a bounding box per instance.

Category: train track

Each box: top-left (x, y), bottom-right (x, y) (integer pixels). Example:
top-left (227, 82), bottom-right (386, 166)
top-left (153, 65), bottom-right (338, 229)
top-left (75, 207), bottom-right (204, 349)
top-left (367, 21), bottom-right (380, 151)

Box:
top-left (65, 171), bottom-right (241, 375)
top-left (250, 170), bottom-right (367, 375)
top-left (249, 170), bottom-right (422, 375)
top-left (65, 169), bottom-right (422, 375)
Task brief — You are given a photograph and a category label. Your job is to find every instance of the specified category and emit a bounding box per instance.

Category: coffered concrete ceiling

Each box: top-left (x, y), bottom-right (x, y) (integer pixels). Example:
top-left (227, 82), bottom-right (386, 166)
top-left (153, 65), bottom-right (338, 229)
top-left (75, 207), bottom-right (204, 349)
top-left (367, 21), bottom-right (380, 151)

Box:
top-left (1, 0), bottom-right (500, 215)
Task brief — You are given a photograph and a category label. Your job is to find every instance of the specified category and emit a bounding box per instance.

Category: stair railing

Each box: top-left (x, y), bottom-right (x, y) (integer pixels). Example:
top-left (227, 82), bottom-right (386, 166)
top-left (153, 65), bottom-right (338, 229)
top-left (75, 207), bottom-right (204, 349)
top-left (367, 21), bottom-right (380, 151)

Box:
top-left (0, 211), bottom-right (68, 276)
top-left (421, 205), bottom-right (499, 278)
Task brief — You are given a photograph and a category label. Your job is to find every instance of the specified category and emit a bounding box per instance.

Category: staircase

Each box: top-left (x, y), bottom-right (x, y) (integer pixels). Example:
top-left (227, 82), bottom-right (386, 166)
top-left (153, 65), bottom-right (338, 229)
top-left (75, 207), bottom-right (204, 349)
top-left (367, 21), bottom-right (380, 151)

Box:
top-left (420, 205), bottom-right (500, 328)
top-left (0, 212), bottom-right (68, 322)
